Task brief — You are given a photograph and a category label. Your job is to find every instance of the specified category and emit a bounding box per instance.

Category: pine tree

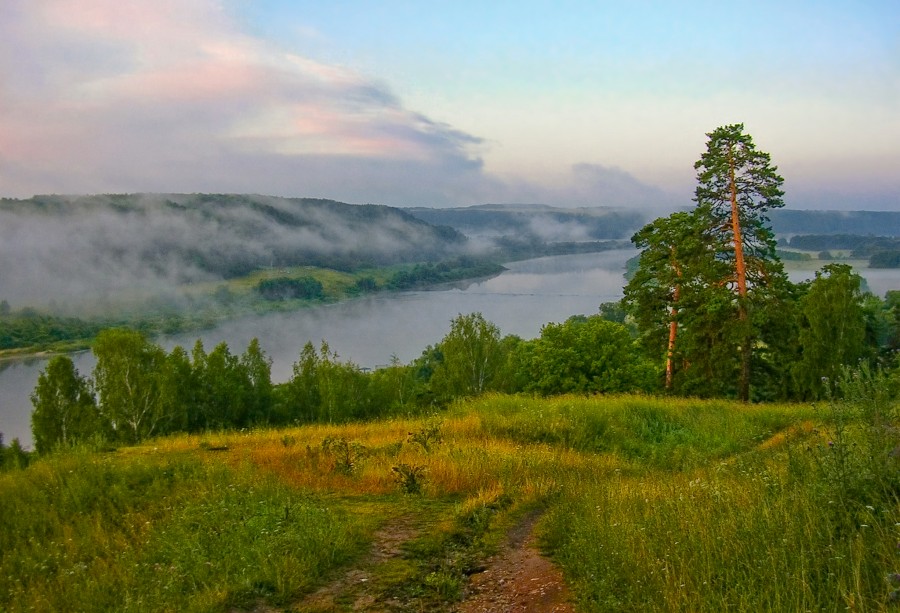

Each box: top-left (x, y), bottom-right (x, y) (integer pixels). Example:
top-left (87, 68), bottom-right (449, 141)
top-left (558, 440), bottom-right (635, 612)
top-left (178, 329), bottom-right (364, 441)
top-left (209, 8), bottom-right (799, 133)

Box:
top-left (626, 124), bottom-right (793, 399)
top-left (693, 123), bottom-right (787, 400)
top-left (624, 210), bottom-right (714, 390)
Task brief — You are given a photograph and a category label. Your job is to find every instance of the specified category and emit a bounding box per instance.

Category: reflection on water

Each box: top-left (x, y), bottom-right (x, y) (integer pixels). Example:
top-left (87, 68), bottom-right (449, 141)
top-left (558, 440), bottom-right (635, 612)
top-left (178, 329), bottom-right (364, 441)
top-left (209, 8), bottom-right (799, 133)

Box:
top-left (158, 251), bottom-right (638, 379)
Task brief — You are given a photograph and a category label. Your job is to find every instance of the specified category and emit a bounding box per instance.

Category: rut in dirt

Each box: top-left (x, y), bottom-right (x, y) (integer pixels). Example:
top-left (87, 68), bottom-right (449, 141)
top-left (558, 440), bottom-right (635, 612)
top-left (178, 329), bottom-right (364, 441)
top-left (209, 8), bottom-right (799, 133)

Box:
top-left (457, 508), bottom-right (575, 613)
top-left (288, 507), bottom-right (575, 612)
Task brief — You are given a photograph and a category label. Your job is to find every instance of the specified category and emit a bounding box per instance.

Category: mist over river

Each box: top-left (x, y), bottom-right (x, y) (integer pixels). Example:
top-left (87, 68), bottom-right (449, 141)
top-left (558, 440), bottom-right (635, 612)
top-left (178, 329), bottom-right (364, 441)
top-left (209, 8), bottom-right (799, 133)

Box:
top-left (0, 251), bottom-right (636, 448)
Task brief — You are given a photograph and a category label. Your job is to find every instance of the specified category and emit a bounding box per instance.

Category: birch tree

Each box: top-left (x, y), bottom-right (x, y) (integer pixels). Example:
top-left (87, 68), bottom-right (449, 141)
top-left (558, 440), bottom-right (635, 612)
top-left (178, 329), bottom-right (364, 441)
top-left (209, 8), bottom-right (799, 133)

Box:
top-left (92, 329), bottom-right (166, 443)
top-left (433, 312), bottom-right (503, 397)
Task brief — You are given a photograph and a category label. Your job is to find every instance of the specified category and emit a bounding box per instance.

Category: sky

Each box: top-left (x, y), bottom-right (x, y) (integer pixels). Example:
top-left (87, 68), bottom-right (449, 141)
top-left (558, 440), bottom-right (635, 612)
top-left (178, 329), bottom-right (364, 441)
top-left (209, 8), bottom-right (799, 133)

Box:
top-left (1, 0), bottom-right (897, 209)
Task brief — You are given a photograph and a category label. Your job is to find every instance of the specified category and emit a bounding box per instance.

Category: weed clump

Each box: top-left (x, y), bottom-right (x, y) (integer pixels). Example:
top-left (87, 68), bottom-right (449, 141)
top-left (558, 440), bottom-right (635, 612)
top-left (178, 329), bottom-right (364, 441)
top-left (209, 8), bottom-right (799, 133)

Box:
top-left (407, 419), bottom-right (443, 453)
top-left (321, 436), bottom-right (369, 475)
top-left (392, 463), bottom-right (427, 494)
top-left (810, 364), bottom-right (900, 508)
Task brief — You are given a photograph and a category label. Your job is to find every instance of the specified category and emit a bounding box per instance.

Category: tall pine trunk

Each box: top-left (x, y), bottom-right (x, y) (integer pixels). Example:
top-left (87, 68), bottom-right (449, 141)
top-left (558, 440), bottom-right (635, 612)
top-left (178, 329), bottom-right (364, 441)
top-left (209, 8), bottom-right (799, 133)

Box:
top-left (728, 147), bottom-right (751, 401)
top-left (665, 248), bottom-right (682, 390)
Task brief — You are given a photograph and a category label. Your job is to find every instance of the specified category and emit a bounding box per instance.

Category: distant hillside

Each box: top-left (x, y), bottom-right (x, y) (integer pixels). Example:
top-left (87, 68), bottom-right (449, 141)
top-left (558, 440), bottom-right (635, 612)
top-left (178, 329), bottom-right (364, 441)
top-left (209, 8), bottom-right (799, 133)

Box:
top-left (0, 194), bottom-right (466, 310)
top-left (770, 209), bottom-right (900, 236)
top-left (406, 204), bottom-right (646, 242)
top-left (408, 204), bottom-right (900, 242)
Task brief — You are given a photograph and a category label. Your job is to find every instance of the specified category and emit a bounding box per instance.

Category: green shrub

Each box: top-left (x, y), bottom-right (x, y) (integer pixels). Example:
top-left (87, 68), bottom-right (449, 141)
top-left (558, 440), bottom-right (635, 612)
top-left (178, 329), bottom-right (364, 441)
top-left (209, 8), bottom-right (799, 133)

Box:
top-left (392, 463), bottom-right (427, 494)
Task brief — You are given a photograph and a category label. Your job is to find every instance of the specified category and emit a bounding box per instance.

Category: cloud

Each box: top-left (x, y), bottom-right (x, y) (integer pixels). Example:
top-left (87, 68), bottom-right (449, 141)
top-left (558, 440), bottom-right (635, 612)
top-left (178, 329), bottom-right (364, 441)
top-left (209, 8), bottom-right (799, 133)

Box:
top-left (487, 163), bottom-right (681, 211)
top-left (0, 0), bottom-right (490, 205)
top-left (0, 193), bottom-right (470, 312)
top-left (0, 0), bottom-right (678, 210)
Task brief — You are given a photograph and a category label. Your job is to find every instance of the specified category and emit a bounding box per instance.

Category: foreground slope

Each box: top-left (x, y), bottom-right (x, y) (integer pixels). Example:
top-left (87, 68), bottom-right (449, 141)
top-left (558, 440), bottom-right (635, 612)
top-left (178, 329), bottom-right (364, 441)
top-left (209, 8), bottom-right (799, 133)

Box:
top-left (2, 392), bottom-right (897, 612)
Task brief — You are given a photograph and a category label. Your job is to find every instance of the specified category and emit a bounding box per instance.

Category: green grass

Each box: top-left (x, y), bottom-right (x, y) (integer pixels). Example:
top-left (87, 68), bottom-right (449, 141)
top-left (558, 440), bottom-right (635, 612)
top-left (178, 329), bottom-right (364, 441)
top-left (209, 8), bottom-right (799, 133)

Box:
top-left (2, 392), bottom-right (897, 612)
top-left (460, 394), bottom-right (808, 470)
top-left (0, 451), bottom-right (372, 612)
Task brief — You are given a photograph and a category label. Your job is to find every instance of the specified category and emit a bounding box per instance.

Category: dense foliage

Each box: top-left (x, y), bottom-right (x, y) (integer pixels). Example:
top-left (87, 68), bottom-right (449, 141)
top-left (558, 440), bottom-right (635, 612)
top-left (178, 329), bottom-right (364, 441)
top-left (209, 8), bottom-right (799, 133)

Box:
top-left (0, 308), bottom-right (106, 351)
top-left (255, 276), bottom-right (324, 301)
top-left (622, 124), bottom-right (898, 401)
top-left (385, 257), bottom-right (505, 290)
top-left (870, 250), bottom-right (900, 268)
top-left (786, 234), bottom-right (900, 258)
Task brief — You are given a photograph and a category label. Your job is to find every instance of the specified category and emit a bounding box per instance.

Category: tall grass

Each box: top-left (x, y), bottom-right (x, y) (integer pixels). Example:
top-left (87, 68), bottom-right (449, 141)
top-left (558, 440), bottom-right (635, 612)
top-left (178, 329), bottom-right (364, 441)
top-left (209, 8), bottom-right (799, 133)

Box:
top-left (533, 382), bottom-right (899, 612)
top-left (541, 454), bottom-right (897, 611)
top-left (459, 393), bottom-right (811, 470)
top-left (0, 451), bottom-right (371, 612)
top-left (2, 388), bottom-right (895, 612)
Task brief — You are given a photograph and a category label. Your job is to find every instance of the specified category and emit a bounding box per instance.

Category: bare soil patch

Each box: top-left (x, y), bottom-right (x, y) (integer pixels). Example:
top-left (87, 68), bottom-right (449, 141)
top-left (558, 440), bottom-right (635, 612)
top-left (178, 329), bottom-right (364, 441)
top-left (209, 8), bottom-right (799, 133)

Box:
top-left (456, 510), bottom-right (575, 613)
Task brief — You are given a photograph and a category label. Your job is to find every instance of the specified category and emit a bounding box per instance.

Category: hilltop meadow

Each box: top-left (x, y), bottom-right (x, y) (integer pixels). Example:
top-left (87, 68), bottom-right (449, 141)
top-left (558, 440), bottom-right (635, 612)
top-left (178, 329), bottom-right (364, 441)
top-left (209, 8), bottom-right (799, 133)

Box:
top-left (2, 385), bottom-right (899, 612)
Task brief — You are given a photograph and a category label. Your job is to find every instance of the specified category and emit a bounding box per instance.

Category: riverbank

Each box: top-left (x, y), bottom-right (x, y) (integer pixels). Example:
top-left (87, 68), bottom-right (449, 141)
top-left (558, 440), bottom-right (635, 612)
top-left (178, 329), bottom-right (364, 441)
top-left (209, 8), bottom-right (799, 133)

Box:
top-left (0, 258), bottom-right (509, 361)
top-left (0, 250), bottom-right (640, 449)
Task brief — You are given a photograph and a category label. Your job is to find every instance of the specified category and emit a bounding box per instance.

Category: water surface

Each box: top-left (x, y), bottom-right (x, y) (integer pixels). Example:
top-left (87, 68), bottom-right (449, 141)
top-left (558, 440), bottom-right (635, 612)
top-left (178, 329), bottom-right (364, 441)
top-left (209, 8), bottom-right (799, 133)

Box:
top-left (0, 251), bottom-right (635, 448)
top-left (3, 251), bottom-right (897, 449)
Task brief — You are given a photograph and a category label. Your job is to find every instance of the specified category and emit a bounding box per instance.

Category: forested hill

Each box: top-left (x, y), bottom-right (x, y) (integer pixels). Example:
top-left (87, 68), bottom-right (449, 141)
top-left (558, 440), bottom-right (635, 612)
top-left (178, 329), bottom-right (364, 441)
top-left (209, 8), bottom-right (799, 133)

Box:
top-left (407, 204), bottom-right (900, 240)
top-left (406, 204), bottom-right (646, 241)
top-left (0, 193), bottom-right (466, 308)
top-left (769, 209), bottom-right (900, 236)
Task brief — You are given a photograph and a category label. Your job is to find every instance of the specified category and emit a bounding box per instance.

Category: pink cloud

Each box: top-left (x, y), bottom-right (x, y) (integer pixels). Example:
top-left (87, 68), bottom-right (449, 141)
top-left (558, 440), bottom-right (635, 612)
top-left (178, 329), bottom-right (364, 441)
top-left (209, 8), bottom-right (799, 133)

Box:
top-left (0, 0), bottom-right (485, 199)
top-left (0, 1), bottom-right (674, 208)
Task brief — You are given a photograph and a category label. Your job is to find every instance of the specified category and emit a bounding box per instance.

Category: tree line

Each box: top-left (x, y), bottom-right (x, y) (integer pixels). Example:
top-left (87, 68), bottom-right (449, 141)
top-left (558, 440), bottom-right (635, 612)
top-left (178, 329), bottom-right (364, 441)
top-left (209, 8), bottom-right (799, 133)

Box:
top-left (783, 234), bottom-right (900, 268)
top-left (0, 257), bottom-right (509, 355)
top-left (28, 280), bottom-right (898, 456)
top-left (27, 312), bottom-right (655, 453)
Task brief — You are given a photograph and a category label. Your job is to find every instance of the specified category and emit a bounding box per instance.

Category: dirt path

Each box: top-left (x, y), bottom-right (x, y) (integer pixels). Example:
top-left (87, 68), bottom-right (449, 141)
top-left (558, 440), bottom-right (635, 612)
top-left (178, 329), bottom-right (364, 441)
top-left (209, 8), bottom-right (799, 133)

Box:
top-left (290, 508), bottom-right (575, 613)
top-left (456, 510), bottom-right (576, 613)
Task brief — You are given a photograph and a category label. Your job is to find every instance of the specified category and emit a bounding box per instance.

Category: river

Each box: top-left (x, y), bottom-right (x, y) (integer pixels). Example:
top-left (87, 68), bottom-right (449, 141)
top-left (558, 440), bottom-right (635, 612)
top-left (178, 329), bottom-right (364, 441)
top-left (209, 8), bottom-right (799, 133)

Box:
top-left (0, 250), bottom-right (636, 448)
top-left (3, 251), bottom-right (897, 449)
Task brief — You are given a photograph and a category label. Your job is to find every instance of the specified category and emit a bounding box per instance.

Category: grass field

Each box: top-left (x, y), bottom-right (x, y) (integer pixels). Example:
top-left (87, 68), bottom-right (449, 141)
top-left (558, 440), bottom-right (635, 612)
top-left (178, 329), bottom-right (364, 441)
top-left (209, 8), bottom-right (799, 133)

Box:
top-left (2, 391), bottom-right (898, 612)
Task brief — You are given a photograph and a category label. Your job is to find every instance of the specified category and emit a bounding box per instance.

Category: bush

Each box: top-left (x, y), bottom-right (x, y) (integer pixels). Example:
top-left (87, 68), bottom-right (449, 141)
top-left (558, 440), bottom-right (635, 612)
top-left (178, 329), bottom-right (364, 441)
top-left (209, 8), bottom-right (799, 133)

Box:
top-left (392, 463), bottom-right (427, 494)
